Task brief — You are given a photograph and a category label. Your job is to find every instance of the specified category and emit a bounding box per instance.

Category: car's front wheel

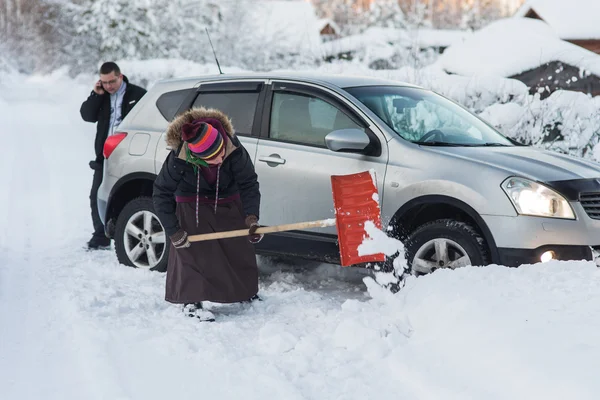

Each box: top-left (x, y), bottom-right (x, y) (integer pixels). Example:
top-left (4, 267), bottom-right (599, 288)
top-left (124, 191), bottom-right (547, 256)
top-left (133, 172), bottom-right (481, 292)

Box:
top-left (405, 219), bottom-right (489, 275)
top-left (114, 197), bottom-right (168, 272)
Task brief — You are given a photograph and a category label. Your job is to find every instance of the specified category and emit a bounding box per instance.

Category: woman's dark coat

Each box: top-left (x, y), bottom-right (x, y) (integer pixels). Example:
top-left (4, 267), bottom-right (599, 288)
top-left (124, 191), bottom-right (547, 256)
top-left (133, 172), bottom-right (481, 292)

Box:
top-left (153, 107), bottom-right (260, 304)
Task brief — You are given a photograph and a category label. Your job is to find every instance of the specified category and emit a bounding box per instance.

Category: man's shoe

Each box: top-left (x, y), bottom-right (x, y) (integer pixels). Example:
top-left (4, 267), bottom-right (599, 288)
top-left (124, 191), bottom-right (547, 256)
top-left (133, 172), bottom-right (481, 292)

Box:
top-left (87, 235), bottom-right (111, 250)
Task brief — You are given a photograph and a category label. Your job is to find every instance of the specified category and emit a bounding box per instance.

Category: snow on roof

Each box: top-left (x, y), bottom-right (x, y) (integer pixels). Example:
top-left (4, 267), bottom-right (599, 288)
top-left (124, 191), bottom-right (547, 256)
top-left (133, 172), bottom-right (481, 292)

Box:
top-left (436, 18), bottom-right (600, 78)
top-left (233, 1), bottom-right (322, 53)
top-left (320, 27), bottom-right (470, 57)
top-left (317, 18), bottom-right (340, 34)
top-left (515, 0), bottom-right (600, 40)
top-left (320, 27), bottom-right (407, 57)
top-left (406, 28), bottom-right (471, 48)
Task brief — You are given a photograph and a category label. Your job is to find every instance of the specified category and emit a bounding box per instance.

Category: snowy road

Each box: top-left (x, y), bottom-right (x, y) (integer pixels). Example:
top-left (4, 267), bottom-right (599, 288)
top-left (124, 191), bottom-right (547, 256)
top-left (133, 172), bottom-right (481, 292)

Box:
top-left (2, 72), bottom-right (600, 400)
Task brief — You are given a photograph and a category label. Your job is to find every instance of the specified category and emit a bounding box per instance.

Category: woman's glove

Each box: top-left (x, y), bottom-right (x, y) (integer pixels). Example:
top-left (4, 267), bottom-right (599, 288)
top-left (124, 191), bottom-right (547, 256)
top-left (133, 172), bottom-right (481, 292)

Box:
top-left (245, 215), bottom-right (263, 244)
top-left (170, 229), bottom-right (191, 249)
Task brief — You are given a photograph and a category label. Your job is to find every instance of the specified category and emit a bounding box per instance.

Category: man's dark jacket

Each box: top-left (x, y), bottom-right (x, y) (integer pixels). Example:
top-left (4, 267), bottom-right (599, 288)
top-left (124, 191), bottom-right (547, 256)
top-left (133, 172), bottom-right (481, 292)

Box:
top-left (80, 76), bottom-right (146, 162)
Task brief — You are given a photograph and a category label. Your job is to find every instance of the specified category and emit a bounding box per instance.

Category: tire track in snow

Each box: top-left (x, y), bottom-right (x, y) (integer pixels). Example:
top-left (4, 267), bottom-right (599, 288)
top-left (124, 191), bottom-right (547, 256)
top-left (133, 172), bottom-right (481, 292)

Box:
top-left (0, 81), bottom-right (130, 399)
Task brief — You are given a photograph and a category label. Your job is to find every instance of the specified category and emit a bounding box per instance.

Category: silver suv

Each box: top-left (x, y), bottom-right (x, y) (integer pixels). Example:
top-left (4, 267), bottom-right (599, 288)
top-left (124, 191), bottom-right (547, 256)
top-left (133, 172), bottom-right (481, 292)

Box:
top-left (97, 72), bottom-right (600, 273)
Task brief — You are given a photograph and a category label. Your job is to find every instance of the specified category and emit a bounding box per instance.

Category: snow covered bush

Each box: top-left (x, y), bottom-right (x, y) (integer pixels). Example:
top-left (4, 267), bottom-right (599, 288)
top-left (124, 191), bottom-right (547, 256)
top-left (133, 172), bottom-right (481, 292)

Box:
top-left (480, 90), bottom-right (600, 160)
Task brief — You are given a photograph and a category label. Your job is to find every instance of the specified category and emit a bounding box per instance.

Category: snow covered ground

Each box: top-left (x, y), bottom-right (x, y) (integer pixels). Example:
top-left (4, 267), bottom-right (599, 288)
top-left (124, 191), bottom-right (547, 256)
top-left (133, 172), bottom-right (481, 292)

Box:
top-left (2, 72), bottom-right (600, 400)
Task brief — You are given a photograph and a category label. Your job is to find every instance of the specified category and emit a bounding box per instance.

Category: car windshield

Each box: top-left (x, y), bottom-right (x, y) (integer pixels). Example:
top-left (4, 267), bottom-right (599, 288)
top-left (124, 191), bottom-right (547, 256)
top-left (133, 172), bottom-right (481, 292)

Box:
top-left (345, 86), bottom-right (513, 147)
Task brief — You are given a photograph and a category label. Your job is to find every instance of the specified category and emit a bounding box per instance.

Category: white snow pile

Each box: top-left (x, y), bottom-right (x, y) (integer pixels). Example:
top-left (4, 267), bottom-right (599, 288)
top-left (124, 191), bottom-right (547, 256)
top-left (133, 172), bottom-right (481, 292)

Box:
top-left (515, 0), bottom-right (600, 40)
top-left (436, 17), bottom-right (600, 78)
top-left (320, 27), bottom-right (471, 57)
top-left (479, 90), bottom-right (600, 154)
top-left (320, 27), bottom-right (470, 69)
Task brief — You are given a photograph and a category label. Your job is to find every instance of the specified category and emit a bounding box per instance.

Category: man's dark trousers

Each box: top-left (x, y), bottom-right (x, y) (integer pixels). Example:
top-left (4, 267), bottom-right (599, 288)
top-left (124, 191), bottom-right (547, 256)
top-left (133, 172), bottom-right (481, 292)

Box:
top-left (89, 160), bottom-right (104, 239)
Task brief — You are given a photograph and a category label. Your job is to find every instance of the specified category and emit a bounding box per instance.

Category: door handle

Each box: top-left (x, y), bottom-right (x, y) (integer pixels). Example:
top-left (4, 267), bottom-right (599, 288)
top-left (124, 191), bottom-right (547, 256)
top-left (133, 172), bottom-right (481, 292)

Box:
top-left (258, 154), bottom-right (286, 166)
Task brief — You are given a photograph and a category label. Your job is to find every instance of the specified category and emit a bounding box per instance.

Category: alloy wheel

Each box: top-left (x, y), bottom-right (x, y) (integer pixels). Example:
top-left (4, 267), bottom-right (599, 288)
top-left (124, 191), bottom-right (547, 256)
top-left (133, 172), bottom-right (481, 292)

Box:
top-left (412, 238), bottom-right (472, 275)
top-left (123, 210), bottom-right (166, 269)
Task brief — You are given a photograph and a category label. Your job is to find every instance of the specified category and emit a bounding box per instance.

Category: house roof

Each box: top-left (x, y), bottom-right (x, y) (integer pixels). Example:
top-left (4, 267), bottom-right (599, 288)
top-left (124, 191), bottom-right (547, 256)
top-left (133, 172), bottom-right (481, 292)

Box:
top-left (436, 18), bottom-right (600, 78)
top-left (317, 18), bottom-right (341, 34)
top-left (515, 0), bottom-right (600, 40)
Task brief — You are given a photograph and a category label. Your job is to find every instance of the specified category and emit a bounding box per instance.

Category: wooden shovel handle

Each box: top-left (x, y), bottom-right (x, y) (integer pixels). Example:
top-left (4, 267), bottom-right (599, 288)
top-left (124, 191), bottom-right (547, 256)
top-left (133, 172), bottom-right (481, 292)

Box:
top-left (187, 219), bottom-right (337, 242)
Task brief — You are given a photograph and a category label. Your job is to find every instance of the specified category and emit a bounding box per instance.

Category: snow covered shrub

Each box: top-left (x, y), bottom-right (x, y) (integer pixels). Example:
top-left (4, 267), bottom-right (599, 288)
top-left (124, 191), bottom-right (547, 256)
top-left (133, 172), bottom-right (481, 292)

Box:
top-left (480, 90), bottom-right (600, 161)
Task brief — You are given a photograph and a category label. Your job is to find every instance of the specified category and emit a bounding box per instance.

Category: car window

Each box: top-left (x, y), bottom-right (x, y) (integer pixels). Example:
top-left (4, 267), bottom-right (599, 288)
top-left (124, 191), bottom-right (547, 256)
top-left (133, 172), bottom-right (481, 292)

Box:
top-left (193, 91), bottom-right (259, 136)
top-left (387, 95), bottom-right (486, 142)
top-left (156, 88), bottom-right (194, 121)
top-left (347, 86), bottom-right (512, 146)
top-left (269, 92), bottom-right (364, 147)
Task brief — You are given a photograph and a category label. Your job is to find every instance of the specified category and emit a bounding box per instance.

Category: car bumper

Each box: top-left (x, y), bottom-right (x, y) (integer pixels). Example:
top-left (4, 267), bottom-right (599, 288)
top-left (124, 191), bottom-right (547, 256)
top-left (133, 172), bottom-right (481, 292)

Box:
top-left (497, 245), bottom-right (593, 267)
top-left (97, 172), bottom-right (117, 226)
top-left (482, 203), bottom-right (600, 266)
top-left (98, 197), bottom-right (108, 225)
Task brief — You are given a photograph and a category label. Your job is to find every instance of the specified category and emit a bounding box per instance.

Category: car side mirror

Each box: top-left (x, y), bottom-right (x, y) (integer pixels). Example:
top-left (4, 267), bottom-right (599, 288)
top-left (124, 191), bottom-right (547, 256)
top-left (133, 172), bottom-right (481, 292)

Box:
top-left (325, 129), bottom-right (370, 153)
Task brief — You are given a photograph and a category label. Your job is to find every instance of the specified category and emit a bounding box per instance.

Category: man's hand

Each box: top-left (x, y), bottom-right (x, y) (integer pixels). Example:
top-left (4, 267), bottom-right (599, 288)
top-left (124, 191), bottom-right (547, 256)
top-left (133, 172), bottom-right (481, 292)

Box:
top-left (93, 80), bottom-right (105, 95)
top-left (245, 215), bottom-right (263, 244)
top-left (170, 229), bottom-right (190, 249)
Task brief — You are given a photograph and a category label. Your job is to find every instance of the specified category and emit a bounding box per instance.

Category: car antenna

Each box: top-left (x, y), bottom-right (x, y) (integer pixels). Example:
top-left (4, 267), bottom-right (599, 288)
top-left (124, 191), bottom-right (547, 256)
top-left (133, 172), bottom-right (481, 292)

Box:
top-left (205, 28), bottom-right (223, 75)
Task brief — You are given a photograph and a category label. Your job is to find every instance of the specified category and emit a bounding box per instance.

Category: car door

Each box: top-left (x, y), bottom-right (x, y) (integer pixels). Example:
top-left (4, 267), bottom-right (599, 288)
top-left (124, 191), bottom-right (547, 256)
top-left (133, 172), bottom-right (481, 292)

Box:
top-left (255, 81), bottom-right (389, 236)
top-left (154, 80), bottom-right (266, 170)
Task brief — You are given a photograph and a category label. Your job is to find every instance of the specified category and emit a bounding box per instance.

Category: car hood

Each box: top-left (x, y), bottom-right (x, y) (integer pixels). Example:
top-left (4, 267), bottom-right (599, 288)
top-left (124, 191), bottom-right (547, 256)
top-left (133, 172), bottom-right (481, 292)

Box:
top-left (424, 145), bottom-right (600, 182)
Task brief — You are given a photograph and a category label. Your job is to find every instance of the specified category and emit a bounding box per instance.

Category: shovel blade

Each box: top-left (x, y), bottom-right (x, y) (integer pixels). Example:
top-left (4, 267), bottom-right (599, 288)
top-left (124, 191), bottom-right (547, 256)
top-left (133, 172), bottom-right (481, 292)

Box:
top-left (331, 170), bottom-right (386, 267)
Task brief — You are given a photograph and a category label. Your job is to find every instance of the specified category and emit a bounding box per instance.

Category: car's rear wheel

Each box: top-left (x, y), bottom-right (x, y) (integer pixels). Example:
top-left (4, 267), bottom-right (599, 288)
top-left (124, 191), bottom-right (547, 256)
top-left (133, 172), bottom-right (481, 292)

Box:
top-left (405, 219), bottom-right (489, 275)
top-left (114, 197), bottom-right (168, 272)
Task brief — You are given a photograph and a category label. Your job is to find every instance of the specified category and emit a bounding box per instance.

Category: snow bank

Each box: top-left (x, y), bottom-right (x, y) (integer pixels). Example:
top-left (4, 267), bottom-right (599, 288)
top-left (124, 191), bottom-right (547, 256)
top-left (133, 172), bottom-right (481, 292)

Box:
top-left (321, 27), bottom-right (471, 58)
top-left (480, 90), bottom-right (600, 155)
top-left (437, 18), bottom-right (600, 78)
top-left (515, 0), bottom-right (600, 40)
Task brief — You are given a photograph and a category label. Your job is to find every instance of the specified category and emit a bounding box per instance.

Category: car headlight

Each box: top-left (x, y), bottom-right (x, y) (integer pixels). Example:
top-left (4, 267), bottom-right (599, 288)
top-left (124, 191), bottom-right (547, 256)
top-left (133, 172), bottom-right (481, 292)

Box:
top-left (501, 177), bottom-right (575, 219)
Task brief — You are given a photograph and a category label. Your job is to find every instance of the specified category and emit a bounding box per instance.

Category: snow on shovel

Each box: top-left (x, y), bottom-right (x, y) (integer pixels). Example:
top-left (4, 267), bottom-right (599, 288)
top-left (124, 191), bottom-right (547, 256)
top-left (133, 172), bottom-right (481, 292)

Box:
top-left (187, 170), bottom-right (386, 267)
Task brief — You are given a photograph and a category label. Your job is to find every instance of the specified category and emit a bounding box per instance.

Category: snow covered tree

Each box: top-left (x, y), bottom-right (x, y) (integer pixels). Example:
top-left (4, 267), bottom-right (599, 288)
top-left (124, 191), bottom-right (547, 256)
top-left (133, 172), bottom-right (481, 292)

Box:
top-left (365, 0), bottom-right (406, 29)
top-left (70, 0), bottom-right (164, 61)
top-left (0, 0), bottom-right (58, 72)
top-left (461, 0), bottom-right (505, 30)
top-left (50, 0), bottom-right (220, 73)
top-left (312, 0), bottom-right (510, 31)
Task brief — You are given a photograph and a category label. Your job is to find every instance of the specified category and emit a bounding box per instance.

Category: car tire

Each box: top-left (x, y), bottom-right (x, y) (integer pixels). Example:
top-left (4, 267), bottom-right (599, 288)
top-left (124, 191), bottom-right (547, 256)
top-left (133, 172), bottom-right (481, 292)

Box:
top-left (114, 196), bottom-right (169, 272)
top-left (405, 219), bottom-right (489, 276)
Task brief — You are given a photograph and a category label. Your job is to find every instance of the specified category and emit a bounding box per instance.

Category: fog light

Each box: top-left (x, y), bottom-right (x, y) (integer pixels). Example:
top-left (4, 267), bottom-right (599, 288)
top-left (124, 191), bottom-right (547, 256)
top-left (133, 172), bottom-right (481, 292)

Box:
top-left (540, 250), bottom-right (556, 263)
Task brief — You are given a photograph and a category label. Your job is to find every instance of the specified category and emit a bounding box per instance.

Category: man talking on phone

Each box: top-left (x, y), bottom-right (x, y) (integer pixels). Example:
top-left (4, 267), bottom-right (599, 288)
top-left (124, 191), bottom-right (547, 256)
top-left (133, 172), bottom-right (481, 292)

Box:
top-left (80, 61), bottom-right (146, 250)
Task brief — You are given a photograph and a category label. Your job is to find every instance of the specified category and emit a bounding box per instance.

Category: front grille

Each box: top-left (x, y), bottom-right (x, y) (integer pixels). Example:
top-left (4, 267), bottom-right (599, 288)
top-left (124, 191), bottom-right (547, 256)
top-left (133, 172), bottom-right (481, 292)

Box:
top-left (580, 192), bottom-right (600, 219)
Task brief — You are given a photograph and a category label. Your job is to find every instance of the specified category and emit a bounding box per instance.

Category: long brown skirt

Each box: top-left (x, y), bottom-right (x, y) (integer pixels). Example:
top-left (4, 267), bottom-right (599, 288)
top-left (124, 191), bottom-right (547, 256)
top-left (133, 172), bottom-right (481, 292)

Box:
top-left (165, 199), bottom-right (258, 304)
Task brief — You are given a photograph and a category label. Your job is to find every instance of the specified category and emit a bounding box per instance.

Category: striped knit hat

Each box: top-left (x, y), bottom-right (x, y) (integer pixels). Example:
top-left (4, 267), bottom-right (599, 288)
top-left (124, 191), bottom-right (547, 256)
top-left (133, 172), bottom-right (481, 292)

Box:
top-left (181, 121), bottom-right (224, 160)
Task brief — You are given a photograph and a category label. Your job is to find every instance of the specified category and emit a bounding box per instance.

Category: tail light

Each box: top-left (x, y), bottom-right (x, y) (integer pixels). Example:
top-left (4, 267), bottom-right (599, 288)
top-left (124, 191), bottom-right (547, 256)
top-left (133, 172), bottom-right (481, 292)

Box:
top-left (104, 132), bottom-right (128, 159)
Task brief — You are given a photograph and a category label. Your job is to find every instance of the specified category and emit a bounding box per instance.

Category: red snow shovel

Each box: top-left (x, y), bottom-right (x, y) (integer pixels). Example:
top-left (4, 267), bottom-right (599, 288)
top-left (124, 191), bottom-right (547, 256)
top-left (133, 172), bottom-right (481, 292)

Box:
top-left (187, 170), bottom-right (386, 267)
